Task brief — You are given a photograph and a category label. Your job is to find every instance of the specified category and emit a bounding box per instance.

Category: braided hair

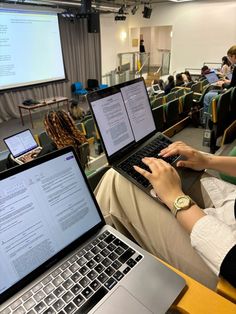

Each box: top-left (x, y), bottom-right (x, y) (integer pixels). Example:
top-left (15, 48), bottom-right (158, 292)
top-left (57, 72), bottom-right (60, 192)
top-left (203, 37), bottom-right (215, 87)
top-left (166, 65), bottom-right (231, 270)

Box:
top-left (44, 110), bottom-right (89, 167)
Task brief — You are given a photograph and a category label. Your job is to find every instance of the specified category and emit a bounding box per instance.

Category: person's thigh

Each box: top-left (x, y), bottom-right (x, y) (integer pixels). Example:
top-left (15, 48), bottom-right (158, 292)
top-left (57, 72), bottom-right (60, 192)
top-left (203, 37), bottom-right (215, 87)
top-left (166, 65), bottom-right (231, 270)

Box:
top-left (95, 169), bottom-right (218, 289)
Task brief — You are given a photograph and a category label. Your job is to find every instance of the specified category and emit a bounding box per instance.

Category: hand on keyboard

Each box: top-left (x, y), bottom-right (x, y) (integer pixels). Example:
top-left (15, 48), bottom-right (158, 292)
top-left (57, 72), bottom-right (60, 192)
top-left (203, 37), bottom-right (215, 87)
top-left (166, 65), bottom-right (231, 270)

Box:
top-left (133, 157), bottom-right (182, 209)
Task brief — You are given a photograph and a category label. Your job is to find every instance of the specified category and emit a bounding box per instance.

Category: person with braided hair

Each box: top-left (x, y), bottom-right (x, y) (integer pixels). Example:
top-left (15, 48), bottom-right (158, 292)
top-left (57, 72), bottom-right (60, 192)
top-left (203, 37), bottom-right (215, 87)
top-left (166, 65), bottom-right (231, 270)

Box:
top-left (44, 110), bottom-right (90, 169)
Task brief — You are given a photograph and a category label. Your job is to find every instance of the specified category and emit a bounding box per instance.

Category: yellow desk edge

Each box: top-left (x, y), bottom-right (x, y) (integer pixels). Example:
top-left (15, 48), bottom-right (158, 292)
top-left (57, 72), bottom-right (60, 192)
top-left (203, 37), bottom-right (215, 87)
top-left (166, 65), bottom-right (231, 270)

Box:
top-left (156, 258), bottom-right (236, 313)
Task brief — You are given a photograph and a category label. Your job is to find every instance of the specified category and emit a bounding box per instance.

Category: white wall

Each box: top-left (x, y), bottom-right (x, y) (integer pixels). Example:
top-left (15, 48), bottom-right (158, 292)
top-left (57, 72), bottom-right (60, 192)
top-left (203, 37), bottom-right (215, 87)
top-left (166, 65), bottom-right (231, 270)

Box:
top-left (100, 15), bottom-right (130, 75)
top-left (100, 1), bottom-right (236, 76)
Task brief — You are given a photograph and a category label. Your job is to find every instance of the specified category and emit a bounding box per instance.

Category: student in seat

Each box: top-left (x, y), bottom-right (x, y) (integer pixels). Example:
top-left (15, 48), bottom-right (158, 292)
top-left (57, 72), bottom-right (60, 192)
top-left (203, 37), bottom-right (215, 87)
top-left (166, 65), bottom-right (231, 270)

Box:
top-left (164, 75), bottom-right (175, 94)
top-left (202, 45), bottom-right (236, 125)
top-left (175, 73), bottom-right (185, 87)
top-left (95, 141), bottom-right (236, 290)
top-left (44, 110), bottom-right (89, 169)
top-left (220, 56), bottom-right (232, 77)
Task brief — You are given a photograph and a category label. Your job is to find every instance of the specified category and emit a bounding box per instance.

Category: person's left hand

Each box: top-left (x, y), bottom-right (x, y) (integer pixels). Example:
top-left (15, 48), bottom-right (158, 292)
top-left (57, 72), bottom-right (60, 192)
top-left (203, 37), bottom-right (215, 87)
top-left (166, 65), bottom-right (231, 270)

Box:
top-left (134, 157), bottom-right (183, 209)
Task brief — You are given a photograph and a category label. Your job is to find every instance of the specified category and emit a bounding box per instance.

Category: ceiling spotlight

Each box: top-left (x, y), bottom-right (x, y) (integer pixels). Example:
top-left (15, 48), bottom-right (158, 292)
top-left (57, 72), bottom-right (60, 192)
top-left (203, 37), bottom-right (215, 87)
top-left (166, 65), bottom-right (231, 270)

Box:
top-left (142, 6), bottom-right (152, 19)
top-left (118, 5), bottom-right (125, 15)
top-left (131, 5), bottom-right (138, 15)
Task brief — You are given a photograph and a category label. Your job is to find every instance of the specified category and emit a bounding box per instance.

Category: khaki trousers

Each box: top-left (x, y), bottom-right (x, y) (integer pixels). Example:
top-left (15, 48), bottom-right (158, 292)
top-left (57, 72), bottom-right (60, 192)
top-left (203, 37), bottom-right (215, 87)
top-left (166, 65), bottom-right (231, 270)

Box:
top-left (94, 168), bottom-right (218, 290)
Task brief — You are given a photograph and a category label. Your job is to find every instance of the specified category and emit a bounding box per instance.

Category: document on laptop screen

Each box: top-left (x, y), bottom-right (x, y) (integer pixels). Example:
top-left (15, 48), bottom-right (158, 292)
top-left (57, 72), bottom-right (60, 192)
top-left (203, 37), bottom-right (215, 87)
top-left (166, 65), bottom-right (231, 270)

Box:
top-left (0, 152), bottom-right (101, 294)
top-left (121, 80), bottom-right (156, 142)
top-left (4, 130), bottom-right (38, 157)
top-left (90, 92), bottom-right (134, 156)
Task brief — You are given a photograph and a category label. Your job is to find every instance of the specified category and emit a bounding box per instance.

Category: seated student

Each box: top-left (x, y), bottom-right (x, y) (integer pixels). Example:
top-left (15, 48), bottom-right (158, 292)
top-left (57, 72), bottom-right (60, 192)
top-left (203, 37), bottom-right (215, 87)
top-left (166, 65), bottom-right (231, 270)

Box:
top-left (158, 79), bottom-right (165, 90)
top-left (175, 73), bottom-right (185, 87)
top-left (95, 141), bottom-right (236, 290)
top-left (164, 75), bottom-right (175, 94)
top-left (202, 45), bottom-right (236, 125)
top-left (201, 65), bottom-right (211, 77)
top-left (220, 56), bottom-right (232, 77)
top-left (44, 110), bottom-right (89, 169)
top-left (184, 70), bottom-right (193, 83)
top-left (70, 100), bottom-right (85, 121)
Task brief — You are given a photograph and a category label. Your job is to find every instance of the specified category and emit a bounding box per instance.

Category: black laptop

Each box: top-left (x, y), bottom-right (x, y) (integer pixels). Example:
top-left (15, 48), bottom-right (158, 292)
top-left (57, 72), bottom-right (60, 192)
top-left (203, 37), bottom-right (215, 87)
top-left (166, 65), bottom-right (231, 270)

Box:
top-left (0, 146), bottom-right (186, 314)
top-left (87, 77), bottom-right (202, 200)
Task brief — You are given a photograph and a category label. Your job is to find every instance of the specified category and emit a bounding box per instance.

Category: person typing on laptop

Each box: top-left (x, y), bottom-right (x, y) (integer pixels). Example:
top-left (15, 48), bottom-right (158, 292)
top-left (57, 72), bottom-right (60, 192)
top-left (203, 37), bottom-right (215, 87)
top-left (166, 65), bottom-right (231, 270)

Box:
top-left (202, 45), bottom-right (236, 125)
top-left (95, 141), bottom-right (236, 290)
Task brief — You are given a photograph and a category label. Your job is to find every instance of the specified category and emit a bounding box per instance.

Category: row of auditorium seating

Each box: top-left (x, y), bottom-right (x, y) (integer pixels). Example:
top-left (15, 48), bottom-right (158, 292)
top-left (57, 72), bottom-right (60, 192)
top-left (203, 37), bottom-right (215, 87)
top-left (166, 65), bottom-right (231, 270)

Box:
top-left (149, 82), bottom-right (208, 110)
top-left (207, 87), bottom-right (236, 153)
top-left (152, 90), bottom-right (194, 132)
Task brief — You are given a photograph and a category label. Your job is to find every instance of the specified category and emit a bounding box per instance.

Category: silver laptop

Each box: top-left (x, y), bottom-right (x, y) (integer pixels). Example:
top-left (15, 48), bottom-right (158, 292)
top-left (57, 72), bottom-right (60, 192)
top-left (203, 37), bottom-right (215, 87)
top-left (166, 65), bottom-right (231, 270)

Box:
top-left (204, 71), bottom-right (219, 84)
top-left (0, 146), bottom-right (186, 314)
top-left (87, 77), bottom-right (203, 200)
top-left (3, 129), bottom-right (42, 164)
top-left (152, 84), bottom-right (164, 95)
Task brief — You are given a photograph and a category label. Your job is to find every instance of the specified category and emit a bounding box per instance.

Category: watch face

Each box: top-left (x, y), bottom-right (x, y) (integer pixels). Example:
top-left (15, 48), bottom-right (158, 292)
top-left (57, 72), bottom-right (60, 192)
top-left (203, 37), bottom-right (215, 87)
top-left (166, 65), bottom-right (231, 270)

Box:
top-left (177, 196), bottom-right (190, 208)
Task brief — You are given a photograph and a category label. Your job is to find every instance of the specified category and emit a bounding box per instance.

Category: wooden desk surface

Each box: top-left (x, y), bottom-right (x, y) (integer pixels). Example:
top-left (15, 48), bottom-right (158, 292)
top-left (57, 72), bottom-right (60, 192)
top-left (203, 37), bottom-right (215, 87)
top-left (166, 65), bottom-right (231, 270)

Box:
top-left (18, 97), bottom-right (68, 110)
top-left (158, 259), bottom-right (236, 313)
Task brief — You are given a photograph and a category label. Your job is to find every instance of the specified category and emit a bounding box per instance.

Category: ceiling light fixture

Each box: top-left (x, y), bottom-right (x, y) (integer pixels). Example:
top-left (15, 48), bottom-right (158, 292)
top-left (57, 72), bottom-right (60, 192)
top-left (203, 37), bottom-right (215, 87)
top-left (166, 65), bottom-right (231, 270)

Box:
top-left (143, 5), bottom-right (152, 19)
top-left (131, 5), bottom-right (138, 15)
top-left (118, 5), bottom-right (125, 15)
top-left (115, 15), bottom-right (126, 21)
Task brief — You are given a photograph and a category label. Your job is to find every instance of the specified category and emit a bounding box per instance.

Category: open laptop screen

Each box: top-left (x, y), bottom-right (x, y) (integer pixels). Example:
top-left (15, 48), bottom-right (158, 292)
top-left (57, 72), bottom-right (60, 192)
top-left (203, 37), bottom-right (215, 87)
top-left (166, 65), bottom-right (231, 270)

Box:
top-left (88, 78), bottom-right (156, 157)
top-left (152, 84), bottom-right (160, 92)
top-left (227, 72), bottom-right (232, 81)
top-left (0, 148), bottom-right (102, 297)
top-left (205, 72), bottom-right (219, 84)
top-left (4, 129), bottom-right (38, 158)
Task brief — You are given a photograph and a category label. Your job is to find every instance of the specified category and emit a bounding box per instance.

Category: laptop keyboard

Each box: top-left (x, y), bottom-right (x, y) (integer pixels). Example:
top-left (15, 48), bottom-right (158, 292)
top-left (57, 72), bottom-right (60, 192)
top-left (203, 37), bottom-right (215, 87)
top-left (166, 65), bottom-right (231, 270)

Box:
top-left (2, 231), bottom-right (143, 314)
top-left (118, 136), bottom-right (178, 187)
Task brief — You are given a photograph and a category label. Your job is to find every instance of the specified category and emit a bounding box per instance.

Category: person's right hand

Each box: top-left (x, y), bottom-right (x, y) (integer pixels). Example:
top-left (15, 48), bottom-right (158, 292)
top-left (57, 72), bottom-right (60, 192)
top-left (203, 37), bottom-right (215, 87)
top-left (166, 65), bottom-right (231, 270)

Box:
top-left (159, 141), bottom-right (210, 171)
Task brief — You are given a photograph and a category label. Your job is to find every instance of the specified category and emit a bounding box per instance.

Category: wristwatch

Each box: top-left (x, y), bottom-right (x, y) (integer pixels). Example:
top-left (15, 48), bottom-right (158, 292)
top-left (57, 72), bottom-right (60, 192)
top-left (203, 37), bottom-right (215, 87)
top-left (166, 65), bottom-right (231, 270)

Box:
top-left (172, 195), bottom-right (195, 217)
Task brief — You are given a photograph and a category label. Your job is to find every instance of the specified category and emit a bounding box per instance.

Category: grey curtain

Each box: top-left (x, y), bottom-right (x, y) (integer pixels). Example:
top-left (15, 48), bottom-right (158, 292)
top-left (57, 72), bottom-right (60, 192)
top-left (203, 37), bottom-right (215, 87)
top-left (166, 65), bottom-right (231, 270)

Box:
top-left (0, 17), bottom-right (101, 123)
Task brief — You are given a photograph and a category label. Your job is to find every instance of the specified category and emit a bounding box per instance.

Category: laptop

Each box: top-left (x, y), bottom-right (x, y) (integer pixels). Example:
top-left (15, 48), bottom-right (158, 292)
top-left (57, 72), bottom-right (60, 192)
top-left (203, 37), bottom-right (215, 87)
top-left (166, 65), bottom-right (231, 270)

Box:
top-left (226, 72), bottom-right (232, 81)
top-left (87, 77), bottom-right (202, 200)
top-left (3, 129), bottom-right (42, 165)
top-left (204, 71), bottom-right (219, 84)
top-left (152, 84), bottom-right (163, 95)
top-left (0, 146), bottom-right (186, 314)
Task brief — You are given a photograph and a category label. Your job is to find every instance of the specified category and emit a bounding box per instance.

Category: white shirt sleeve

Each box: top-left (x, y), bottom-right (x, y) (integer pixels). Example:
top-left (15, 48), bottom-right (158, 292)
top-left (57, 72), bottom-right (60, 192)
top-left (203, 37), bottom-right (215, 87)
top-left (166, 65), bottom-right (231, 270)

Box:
top-left (190, 215), bottom-right (236, 275)
top-left (190, 177), bottom-right (236, 275)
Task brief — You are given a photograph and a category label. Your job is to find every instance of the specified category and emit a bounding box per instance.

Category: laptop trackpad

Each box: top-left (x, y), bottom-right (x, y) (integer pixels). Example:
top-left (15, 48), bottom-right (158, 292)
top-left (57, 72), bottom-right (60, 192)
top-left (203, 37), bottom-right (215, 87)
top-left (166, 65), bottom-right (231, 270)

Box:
top-left (93, 286), bottom-right (153, 314)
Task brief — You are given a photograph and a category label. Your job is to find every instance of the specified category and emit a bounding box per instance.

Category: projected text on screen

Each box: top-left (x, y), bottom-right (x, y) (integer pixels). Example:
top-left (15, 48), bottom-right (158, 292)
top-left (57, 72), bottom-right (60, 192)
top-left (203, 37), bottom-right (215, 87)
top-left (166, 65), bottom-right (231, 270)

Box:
top-left (0, 8), bottom-right (66, 90)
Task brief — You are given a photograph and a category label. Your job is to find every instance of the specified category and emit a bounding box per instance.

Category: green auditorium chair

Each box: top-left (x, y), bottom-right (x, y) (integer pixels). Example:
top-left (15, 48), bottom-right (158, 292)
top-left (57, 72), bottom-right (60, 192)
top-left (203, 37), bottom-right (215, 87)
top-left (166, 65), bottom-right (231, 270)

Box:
top-left (38, 131), bottom-right (53, 147)
top-left (78, 142), bottom-right (90, 170)
top-left (83, 118), bottom-right (96, 144)
top-left (180, 91), bottom-right (193, 117)
top-left (152, 105), bottom-right (165, 132)
top-left (208, 89), bottom-right (232, 153)
top-left (229, 87), bottom-right (236, 123)
top-left (151, 95), bottom-right (164, 108)
top-left (164, 99), bottom-right (179, 128)
top-left (165, 91), bottom-right (176, 103)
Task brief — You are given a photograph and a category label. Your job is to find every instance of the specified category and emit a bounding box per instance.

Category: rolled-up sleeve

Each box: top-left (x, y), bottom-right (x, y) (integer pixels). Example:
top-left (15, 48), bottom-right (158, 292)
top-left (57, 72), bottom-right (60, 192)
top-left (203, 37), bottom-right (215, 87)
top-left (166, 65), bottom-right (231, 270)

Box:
top-left (190, 215), bottom-right (236, 280)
